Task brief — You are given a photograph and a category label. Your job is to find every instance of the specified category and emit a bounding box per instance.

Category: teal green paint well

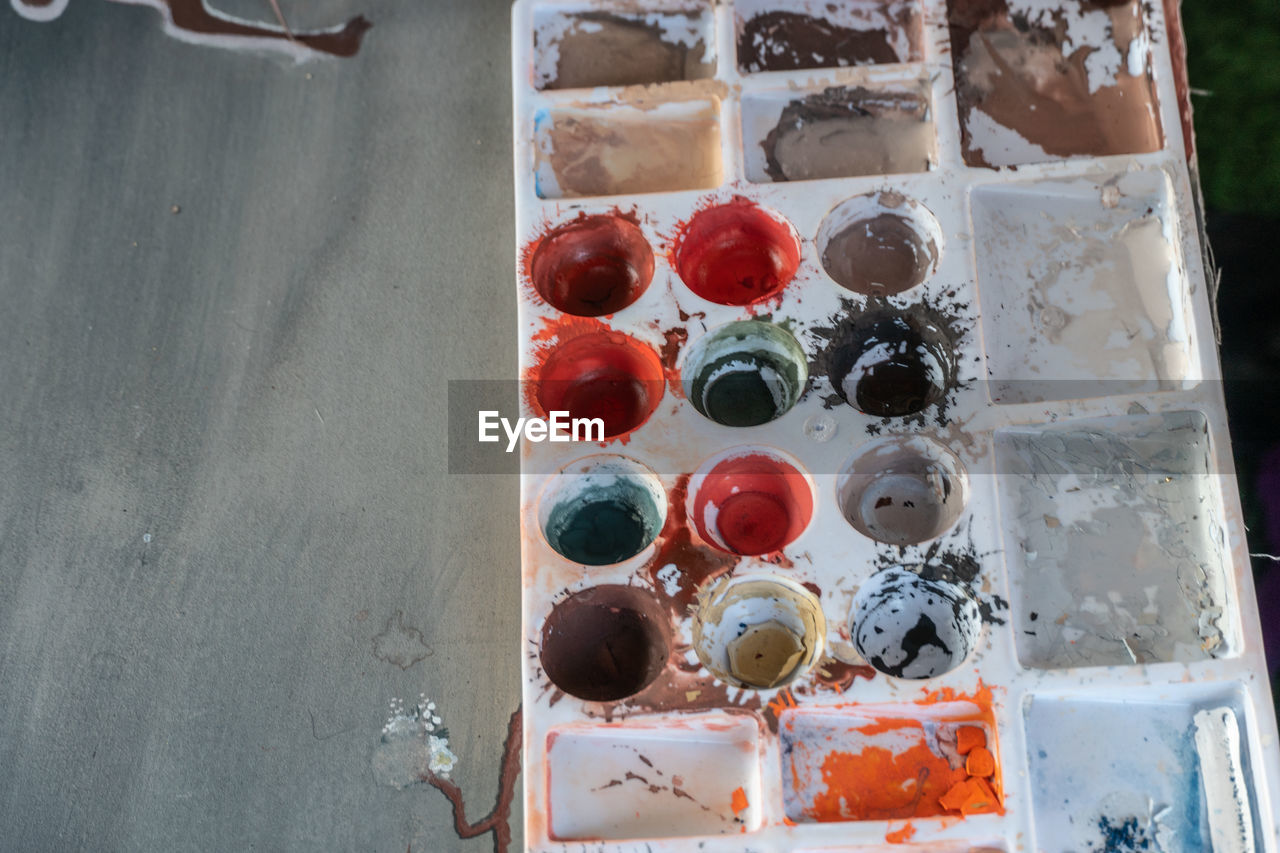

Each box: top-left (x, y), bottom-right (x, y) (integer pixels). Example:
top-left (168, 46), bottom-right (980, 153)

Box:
top-left (545, 480), bottom-right (663, 565)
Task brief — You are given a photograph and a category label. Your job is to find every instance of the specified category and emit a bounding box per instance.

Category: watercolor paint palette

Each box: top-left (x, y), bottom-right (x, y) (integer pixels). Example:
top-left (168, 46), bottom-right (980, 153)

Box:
top-left (510, 1), bottom-right (1280, 851)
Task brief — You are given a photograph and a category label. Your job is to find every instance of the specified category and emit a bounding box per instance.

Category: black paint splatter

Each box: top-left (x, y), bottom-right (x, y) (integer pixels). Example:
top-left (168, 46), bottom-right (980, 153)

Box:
top-left (805, 294), bottom-right (972, 429)
top-left (1090, 815), bottom-right (1153, 852)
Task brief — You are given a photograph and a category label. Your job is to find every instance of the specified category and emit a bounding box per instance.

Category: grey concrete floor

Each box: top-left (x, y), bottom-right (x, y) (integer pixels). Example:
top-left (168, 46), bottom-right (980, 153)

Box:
top-left (0, 1), bottom-right (522, 850)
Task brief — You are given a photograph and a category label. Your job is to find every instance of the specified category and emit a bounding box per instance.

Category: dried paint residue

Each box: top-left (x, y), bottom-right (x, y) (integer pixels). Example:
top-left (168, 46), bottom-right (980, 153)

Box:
top-left (14, 0), bottom-right (370, 59)
top-left (782, 697), bottom-right (1004, 824)
top-left (644, 474), bottom-right (739, 613)
top-left (805, 724), bottom-right (959, 820)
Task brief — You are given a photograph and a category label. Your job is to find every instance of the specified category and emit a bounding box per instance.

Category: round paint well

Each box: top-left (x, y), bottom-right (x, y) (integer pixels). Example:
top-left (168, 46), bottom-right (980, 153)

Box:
top-left (539, 456), bottom-right (667, 566)
top-left (535, 330), bottom-right (665, 438)
top-left (681, 321), bottom-right (808, 427)
top-left (825, 309), bottom-right (955, 417)
top-left (672, 200), bottom-right (802, 305)
top-left (851, 568), bottom-right (980, 679)
top-left (838, 436), bottom-right (968, 546)
top-left (688, 449), bottom-right (814, 556)
top-left (529, 214), bottom-right (654, 316)
top-left (817, 192), bottom-right (943, 295)
top-left (693, 575), bottom-right (825, 690)
top-left (540, 585), bottom-right (671, 702)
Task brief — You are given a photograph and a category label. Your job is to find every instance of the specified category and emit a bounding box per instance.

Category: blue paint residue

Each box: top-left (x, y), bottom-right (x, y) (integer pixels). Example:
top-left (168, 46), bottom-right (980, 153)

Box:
top-left (1092, 816), bottom-right (1152, 851)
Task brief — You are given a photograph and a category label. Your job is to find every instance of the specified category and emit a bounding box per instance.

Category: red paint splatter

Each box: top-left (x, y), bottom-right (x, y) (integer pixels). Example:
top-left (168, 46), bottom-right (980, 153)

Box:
top-left (421, 705), bottom-right (522, 853)
top-left (668, 196), bottom-right (801, 306)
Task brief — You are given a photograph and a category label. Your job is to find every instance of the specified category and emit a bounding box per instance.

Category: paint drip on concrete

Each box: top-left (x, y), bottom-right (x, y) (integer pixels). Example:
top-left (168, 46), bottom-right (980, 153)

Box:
top-left (10, 0), bottom-right (370, 60)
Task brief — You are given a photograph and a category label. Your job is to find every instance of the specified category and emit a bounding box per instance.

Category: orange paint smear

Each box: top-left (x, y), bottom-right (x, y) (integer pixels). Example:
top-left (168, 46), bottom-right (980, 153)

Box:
top-left (884, 821), bottom-right (917, 843)
top-left (915, 680), bottom-right (995, 708)
top-left (809, 740), bottom-right (956, 821)
top-left (856, 716), bottom-right (930, 737)
top-left (730, 786), bottom-right (749, 815)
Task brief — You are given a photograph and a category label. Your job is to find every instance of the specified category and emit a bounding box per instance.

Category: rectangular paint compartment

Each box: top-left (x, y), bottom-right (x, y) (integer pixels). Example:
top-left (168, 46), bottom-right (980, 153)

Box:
top-left (1024, 686), bottom-right (1265, 853)
top-left (741, 80), bottom-right (936, 183)
top-left (793, 840), bottom-right (1003, 845)
top-left (531, 5), bottom-right (717, 90)
top-left (971, 168), bottom-right (1198, 405)
top-left (994, 411), bottom-right (1235, 670)
top-left (780, 703), bottom-right (1003, 824)
top-left (734, 0), bottom-right (924, 73)
top-left (545, 714), bottom-right (762, 840)
top-left (945, 0), bottom-right (1163, 167)
top-left (533, 98), bottom-right (724, 198)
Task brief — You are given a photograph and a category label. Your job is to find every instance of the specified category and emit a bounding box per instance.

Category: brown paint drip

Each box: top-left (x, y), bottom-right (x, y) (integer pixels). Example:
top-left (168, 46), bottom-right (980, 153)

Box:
top-left (611, 652), bottom-right (763, 722)
top-left (421, 705), bottom-right (522, 853)
top-left (644, 474), bottom-right (739, 614)
top-left (947, 0), bottom-right (1161, 166)
top-left (811, 658), bottom-right (878, 693)
top-left (162, 0), bottom-right (369, 57)
top-left (659, 326), bottom-right (687, 397)
top-left (15, 0), bottom-right (370, 56)
top-left (1160, 0), bottom-right (1195, 161)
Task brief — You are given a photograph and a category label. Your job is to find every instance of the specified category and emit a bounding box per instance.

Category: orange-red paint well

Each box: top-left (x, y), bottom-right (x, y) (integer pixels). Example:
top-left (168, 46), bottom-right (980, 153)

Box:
top-left (668, 196), bottom-right (801, 306)
top-left (523, 316), bottom-right (665, 441)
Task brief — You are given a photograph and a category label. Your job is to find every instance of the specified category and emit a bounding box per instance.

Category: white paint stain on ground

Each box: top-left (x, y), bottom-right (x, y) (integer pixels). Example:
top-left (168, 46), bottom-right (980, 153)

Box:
top-left (372, 694), bottom-right (458, 789)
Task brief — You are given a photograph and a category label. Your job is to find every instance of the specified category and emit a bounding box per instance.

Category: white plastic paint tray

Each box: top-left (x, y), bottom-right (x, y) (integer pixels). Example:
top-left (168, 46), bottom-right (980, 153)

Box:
top-left (509, 1), bottom-right (1280, 850)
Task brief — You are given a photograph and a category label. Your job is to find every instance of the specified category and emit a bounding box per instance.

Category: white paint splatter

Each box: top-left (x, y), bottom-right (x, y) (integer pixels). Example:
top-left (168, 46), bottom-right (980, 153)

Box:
top-left (372, 693), bottom-right (458, 789)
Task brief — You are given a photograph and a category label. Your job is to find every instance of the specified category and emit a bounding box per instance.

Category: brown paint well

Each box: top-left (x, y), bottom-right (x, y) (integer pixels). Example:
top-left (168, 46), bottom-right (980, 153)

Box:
top-left (540, 586), bottom-right (671, 703)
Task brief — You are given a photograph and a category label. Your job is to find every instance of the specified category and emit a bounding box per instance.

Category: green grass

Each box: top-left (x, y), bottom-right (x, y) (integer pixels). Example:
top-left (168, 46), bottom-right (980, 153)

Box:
top-left (1183, 0), bottom-right (1280, 215)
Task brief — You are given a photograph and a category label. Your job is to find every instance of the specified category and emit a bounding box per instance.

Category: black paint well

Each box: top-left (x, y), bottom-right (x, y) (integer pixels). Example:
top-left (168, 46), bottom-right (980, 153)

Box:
top-left (825, 309), bottom-right (956, 417)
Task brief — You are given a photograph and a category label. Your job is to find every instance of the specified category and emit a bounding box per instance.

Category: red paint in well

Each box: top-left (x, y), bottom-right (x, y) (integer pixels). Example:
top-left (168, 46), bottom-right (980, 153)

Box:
top-left (526, 212), bottom-right (654, 317)
top-left (671, 198), bottom-right (801, 306)
top-left (533, 328), bottom-right (664, 439)
top-left (690, 453), bottom-right (813, 556)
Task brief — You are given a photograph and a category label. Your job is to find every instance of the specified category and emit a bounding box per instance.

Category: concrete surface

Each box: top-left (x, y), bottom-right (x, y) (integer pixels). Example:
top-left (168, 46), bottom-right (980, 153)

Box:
top-left (0, 1), bottom-right (522, 850)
